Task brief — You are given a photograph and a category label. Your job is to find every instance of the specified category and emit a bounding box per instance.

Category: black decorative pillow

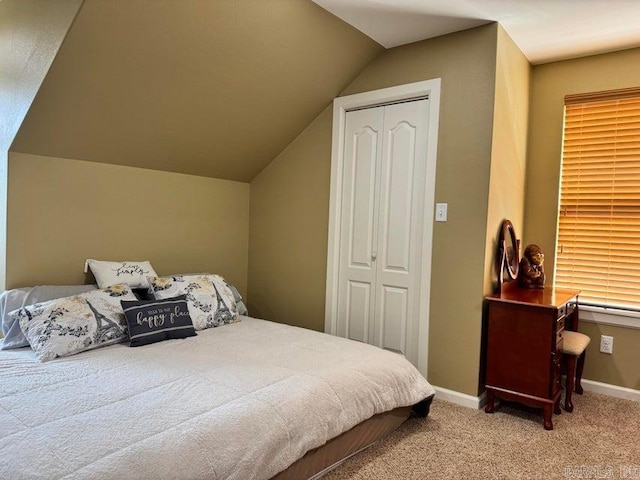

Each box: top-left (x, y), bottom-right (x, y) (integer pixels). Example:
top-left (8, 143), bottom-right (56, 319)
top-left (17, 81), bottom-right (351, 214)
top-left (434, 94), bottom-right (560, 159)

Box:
top-left (121, 295), bottom-right (196, 347)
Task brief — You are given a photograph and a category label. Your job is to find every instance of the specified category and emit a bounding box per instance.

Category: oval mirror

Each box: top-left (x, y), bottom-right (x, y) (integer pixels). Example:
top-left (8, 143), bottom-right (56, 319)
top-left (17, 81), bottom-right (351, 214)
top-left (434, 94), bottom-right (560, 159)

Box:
top-left (499, 219), bottom-right (519, 282)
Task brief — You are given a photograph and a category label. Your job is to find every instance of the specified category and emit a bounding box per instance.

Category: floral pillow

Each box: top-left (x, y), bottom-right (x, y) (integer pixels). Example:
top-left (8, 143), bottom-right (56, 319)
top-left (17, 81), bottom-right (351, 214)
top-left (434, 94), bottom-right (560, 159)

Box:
top-left (147, 275), bottom-right (239, 330)
top-left (9, 284), bottom-right (137, 362)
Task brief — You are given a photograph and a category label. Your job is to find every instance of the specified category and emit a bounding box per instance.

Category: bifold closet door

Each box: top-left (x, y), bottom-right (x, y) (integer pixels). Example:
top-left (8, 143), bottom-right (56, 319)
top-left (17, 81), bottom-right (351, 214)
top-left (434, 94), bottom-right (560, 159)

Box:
top-left (336, 107), bottom-right (383, 345)
top-left (336, 99), bottom-right (429, 368)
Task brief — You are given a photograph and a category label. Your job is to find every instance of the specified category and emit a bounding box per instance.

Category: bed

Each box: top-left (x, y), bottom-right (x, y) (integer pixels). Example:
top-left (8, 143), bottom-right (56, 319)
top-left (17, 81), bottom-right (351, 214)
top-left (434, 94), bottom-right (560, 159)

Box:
top-left (0, 281), bottom-right (435, 480)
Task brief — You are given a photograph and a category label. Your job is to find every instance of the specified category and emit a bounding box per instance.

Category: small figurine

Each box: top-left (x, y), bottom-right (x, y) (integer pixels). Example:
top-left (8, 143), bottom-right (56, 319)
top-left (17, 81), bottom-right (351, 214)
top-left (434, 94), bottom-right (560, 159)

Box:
top-left (518, 244), bottom-right (545, 289)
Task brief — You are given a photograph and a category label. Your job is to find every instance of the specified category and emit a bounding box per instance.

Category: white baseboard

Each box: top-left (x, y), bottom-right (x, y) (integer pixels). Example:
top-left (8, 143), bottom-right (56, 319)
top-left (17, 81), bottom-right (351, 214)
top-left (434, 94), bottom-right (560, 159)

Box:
top-left (581, 379), bottom-right (640, 402)
top-left (432, 380), bottom-right (639, 410)
top-left (432, 385), bottom-right (485, 409)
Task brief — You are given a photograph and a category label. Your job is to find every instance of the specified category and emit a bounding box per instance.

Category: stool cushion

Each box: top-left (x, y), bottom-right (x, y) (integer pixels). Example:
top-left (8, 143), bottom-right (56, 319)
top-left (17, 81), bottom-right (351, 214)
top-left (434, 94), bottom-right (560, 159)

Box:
top-left (561, 331), bottom-right (591, 356)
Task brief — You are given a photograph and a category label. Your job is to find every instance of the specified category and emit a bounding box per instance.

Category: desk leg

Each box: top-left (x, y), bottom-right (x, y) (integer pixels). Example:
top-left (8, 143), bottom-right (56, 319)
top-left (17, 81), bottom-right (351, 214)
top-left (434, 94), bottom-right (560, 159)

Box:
top-left (575, 351), bottom-right (586, 395)
top-left (543, 404), bottom-right (554, 430)
top-left (485, 389), bottom-right (496, 413)
top-left (565, 355), bottom-right (576, 413)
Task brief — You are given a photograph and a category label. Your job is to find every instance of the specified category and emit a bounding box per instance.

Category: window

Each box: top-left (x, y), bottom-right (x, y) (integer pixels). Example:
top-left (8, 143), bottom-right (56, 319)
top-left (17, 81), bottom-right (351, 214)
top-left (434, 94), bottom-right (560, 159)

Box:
top-left (556, 87), bottom-right (640, 309)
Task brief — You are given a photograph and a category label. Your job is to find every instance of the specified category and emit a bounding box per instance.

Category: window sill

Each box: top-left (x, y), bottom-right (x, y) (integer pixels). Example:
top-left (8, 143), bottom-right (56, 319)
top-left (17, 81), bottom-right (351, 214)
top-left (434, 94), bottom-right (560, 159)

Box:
top-left (579, 305), bottom-right (640, 330)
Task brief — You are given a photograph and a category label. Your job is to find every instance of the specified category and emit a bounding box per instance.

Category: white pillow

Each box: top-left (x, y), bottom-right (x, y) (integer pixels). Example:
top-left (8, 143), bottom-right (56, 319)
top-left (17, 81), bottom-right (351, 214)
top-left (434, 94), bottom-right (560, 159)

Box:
top-left (9, 284), bottom-right (137, 362)
top-left (86, 259), bottom-right (157, 289)
top-left (148, 274), bottom-right (239, 330)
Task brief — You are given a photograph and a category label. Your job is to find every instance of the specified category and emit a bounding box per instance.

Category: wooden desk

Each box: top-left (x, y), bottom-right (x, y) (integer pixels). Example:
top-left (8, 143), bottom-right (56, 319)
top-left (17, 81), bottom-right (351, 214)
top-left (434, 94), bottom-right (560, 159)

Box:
top-left (484, 285), bottom-right (580, 430)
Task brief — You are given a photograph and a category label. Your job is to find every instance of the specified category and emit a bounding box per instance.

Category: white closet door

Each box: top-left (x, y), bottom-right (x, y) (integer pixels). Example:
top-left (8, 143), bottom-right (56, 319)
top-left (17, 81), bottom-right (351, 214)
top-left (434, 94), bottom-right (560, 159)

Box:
top-left (373, 99), bottom-right (429, 365)
top-left (336, 107), bottom-right (383, 343)
top-left (336, 99), bottom-right (429, 367)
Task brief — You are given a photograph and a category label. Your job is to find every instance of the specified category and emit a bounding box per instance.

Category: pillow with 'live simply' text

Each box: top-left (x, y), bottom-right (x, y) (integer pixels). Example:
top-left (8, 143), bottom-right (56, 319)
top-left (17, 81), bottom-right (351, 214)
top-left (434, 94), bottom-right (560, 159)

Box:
top-left (86, 259), bottom-right (157, 289)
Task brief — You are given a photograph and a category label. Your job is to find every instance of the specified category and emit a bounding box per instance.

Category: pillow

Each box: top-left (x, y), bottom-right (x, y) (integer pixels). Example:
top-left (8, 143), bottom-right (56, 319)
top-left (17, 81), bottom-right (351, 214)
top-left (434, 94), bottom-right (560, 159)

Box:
top-left (1, 285), bottom-right (98, 350)
top-left (85, 259), bottom-right (157, 289)
top-left (147, 274), bottom-right (239, 330)
top-left (165, 273), bottom-right (249, 315)
top-left (9, 284), bottom-right (137, 362)
top-left (166, 273), bottom-right (248, 316)
top-left (227, 283), bottom-right (248, 316)
top-left (121, 295), bottom-right (197, 347)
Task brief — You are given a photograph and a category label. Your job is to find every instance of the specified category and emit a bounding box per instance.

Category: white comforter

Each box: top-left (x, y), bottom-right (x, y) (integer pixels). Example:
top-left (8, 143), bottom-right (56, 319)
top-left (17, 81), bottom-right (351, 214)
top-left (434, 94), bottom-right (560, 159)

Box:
top-left (0, 317), bottom-right (434, 480)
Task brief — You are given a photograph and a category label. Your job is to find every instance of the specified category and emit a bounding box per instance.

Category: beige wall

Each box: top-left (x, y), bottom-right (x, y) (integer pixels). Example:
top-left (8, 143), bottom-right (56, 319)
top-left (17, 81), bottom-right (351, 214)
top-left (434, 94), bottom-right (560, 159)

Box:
top-left (249, 24), bottom-right (499, 395)
top-left (342, 24), bottom-right (501, 395)
top-left (7, 153), bottom-right (249, 294)
top-left (526, 47), bottom-right (640, 390)
top-left (248, 107), bottom-right (333, 325)
top-left (484, 26), bottom-right (531, 296)
top-left (580, 322), bottom-right (640, 390)
top-left (0, 0), bottom-right (84, 290)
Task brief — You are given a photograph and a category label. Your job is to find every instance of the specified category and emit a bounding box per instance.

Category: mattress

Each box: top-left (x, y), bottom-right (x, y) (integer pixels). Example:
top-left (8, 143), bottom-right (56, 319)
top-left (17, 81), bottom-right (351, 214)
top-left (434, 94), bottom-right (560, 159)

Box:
top-left (0, 316), bottom-right (434, 480)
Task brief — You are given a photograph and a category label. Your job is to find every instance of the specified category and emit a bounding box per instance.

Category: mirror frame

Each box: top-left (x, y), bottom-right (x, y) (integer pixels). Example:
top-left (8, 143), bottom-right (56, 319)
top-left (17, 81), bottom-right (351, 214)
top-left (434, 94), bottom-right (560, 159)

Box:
top-left (499, 219), bottom-right (520, 284)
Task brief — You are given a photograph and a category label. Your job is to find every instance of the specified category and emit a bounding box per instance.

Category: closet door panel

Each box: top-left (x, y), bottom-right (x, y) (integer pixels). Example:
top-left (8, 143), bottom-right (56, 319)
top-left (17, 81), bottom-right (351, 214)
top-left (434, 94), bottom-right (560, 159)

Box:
top-left (349, 126), bottom-right (379, 268)
top-left (374, 99), bottom-right (429, 366)
top-left (336, 108), bottom-right (383, 343)
top-left (377, 284), bottom-right (408, 355)
top-left (344, 280), bottom-right (372, 343)
top-left (380, 120), bottom-right (415, 273)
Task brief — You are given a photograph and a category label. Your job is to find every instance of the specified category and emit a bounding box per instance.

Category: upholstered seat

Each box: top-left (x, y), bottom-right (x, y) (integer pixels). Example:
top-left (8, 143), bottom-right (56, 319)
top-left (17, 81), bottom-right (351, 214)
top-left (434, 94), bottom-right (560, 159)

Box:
top-left (562, 331), bottom-right (591, 356)
top-left (560, 331), bottom-right (590, 412)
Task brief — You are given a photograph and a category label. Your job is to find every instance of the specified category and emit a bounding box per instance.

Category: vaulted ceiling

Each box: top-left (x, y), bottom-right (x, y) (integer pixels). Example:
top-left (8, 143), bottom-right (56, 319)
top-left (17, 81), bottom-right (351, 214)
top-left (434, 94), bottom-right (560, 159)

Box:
top-left (9, 0), bottom-right (640, 183)
top-left (9, 0), bottom-right (382, 182)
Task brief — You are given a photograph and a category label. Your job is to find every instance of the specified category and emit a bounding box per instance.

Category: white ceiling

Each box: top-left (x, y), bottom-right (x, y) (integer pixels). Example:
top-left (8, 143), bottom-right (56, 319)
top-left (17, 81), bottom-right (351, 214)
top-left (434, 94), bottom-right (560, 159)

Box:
top-left (312, 0), bottom-right (640, 64)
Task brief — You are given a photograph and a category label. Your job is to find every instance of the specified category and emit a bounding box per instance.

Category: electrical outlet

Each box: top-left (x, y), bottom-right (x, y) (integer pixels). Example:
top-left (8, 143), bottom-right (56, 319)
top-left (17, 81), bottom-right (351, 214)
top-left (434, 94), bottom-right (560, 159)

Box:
top-left (600, 335), bottom-right (614, 354)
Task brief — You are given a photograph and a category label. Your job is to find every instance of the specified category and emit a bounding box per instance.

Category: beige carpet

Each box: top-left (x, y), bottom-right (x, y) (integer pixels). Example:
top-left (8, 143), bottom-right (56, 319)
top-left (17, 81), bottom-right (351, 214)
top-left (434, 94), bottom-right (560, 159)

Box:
top-left (324, 391), bottom-right (640, 480)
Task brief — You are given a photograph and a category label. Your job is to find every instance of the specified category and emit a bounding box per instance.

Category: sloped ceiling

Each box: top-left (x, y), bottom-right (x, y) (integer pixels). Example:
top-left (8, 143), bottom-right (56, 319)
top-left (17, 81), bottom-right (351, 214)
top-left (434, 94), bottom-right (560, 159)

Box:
top-left (11, 0), bottom-right (383, 182)
top-left (0, 0), bottom-right (83, 151)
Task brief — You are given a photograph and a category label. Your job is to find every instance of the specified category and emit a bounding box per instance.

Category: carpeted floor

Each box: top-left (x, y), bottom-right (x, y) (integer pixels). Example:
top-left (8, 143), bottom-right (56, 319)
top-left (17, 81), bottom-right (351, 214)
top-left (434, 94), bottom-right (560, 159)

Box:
top-left (324, 391), bottom-right (640, 479)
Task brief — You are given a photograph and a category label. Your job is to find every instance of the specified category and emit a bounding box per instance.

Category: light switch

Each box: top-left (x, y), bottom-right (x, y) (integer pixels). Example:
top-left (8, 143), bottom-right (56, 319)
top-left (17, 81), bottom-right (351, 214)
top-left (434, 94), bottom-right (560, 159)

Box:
top-left (435, 203), bottom-right (448, 222)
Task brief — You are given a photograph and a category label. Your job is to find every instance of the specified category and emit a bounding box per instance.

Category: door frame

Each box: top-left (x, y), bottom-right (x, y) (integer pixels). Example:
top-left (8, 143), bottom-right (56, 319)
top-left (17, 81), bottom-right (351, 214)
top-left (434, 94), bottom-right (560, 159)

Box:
top-left (324, 78), bottom-right (441, 378)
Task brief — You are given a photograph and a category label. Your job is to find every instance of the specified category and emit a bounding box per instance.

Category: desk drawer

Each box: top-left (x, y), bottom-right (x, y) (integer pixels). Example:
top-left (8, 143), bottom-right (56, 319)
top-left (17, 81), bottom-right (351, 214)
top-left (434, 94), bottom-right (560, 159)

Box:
top-left (557, 304), bottom-right (566, 319)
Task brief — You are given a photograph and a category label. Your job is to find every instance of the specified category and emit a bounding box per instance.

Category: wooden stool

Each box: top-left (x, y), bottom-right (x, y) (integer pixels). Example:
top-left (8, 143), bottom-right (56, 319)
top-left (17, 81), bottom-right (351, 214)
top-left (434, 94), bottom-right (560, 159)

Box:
top-left (560, 331), bottom-right (590, 412)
